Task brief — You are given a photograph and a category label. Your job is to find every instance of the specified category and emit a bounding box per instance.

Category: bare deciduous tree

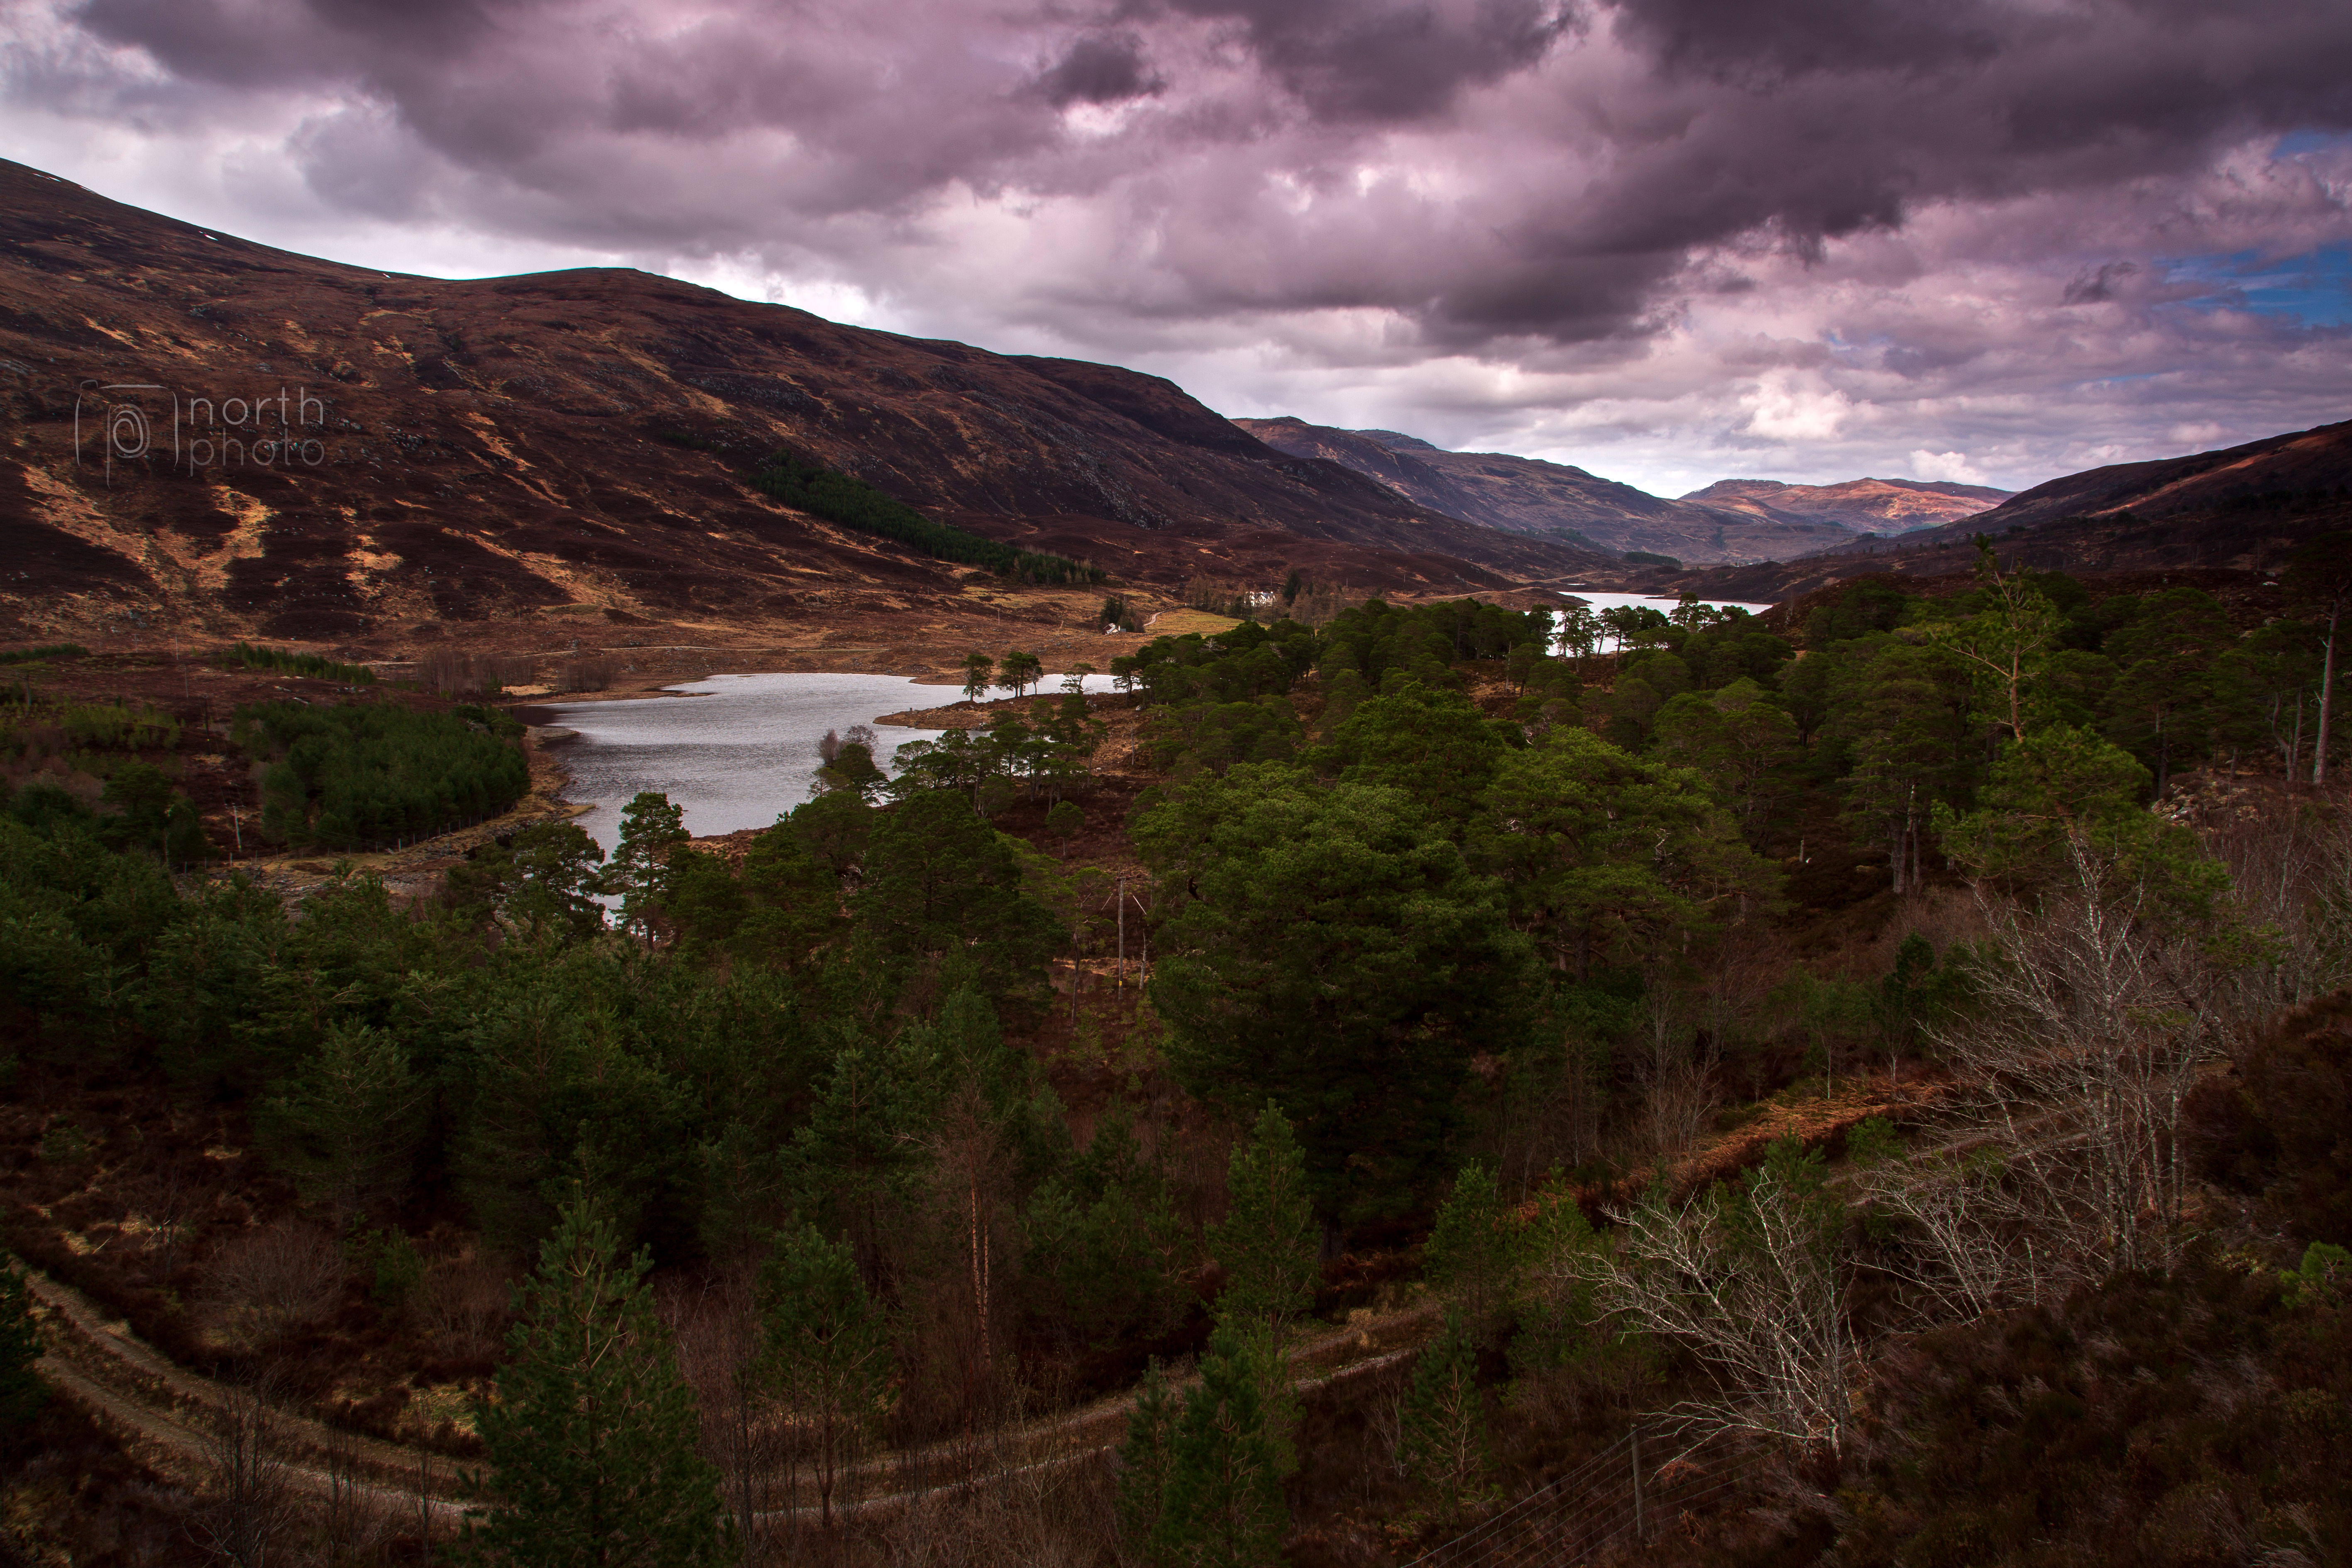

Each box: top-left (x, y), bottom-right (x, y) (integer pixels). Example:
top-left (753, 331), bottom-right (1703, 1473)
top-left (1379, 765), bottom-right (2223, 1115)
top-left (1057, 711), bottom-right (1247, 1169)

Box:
top-left (1928, 842), bottom-right (2227, 1285)
top-left (1852, 1144), bottom-right (2041, 1321)
top-left (663, 1270), bottom-right (778, 1561)
top-left (188, 1382), bottom-right (297, 1567)
top-left (1570, 1146), bottom-right (1856, 1454)
top-left (320, 1424), bottom-right (397, 1562)
top-left (2204, 800), bottom-right (2352, 1015)
top-left (1628, 988), bottom-right (1717, 1163)
top-left (414, 1246), bottom-right (511, 1361)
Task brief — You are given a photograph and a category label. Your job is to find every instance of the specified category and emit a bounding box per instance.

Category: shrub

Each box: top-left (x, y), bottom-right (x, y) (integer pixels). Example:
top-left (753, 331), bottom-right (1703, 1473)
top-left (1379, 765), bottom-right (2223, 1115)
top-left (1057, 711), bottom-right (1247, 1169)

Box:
top-left (198, 1221), bottom-right (345, 1347)
top-left (0, 1253), bottom-right (45, 1433)
top-left (0, 644), bottom-right (88, 665)
top-left (355, 1229), bottom-right (426, 1314)
top-left (555, 657), bottom-right (616, 692)
top-left (56, 700), bottom-right (179, 751)
top-left (415, 1249), bottom-right (509, 1362)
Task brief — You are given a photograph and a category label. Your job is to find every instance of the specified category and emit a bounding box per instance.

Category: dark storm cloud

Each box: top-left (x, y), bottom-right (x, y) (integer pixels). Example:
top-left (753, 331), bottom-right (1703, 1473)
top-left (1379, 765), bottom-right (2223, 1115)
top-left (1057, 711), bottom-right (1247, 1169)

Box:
top-left (1156, 0), bottom-right (1577, 121)
top-left (1037, 31), bottom-right (1161, 107)
top-left (2064, 262), bottom-right (2143, 308)
top-left (1611, 0), bottom-right (2002, 80)
top-left (74, 0), bottom-right (496, 86)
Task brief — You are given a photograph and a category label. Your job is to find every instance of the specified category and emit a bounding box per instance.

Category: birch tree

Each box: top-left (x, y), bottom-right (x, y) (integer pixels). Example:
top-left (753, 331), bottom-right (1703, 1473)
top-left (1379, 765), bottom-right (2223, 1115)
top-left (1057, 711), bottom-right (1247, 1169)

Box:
top-left (1924, 841), bottom-right (2227, 1283)
top-left (1572, 1140), bottom-right (1856, 1453)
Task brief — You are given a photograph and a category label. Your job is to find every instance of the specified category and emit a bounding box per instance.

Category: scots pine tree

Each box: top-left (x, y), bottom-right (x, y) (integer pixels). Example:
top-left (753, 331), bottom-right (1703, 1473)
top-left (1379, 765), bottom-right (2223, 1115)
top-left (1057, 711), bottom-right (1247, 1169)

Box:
top-left (1398, 1309), bottom-right (1491, 1510)
top-left (0, 1253), bottom-right (46, 1433)
top-left (1116, 1358), bottom-right (1181, 1554)
top-left (756, 1224), bottom-right (893, 1528)
top-left (1422, 1159), bottom-right (1516, 1334)
top-left (998, 649), bottom-right (1044, 698)
top-left (611, 792), bottom-right (689, 947)
top-left (1205, 1101), bottom-right (1318, 1341)
top-left (961, 651), bottom-right (995, 706)
top-left (257, 1021), bottom-right (425, 1223)
top-left (464, 1197), bottom-right (725, 1568)
top-left (1155, 1324), bottom-right (1288, 1568)
top-left (1199, 1103), bottom-right (1314, 1495)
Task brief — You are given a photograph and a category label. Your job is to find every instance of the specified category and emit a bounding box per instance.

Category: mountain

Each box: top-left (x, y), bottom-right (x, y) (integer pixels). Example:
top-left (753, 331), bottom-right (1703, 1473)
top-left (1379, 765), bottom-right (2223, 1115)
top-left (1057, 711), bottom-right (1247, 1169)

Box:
top-left (1230, 416), bottom-right (1855, 564)
top-left (1680, 476), bottom-right (2009, 534)
top-left (1934, 418), bottom-right (2352, 533)
top-left (1656, 419), bottom-right (2352, 603)
top-left (0, 160), bottom-right (1616, 645)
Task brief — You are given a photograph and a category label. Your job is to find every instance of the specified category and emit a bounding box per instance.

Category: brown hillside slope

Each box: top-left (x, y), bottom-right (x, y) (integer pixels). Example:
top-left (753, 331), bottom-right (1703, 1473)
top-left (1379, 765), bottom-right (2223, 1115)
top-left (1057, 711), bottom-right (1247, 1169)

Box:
top-left (0, 160), bottom-right (1616, 645)
top-left (1950, 416), bottom-right (2352, 533)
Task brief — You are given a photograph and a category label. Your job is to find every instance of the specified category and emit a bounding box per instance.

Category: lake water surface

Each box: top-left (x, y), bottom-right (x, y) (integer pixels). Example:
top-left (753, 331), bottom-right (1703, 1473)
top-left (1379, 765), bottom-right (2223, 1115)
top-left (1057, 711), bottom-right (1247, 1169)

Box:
top-left (550, 671), bottom-right (1120, 853)
top-left (546, 604), bottom-right (1774, 852)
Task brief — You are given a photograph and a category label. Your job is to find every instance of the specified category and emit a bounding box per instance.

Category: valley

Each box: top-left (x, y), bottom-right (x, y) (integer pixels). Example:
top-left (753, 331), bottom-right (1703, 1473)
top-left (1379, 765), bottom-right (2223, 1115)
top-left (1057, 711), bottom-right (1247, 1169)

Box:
top-left (5, 151), bottom-right (2352, 1568)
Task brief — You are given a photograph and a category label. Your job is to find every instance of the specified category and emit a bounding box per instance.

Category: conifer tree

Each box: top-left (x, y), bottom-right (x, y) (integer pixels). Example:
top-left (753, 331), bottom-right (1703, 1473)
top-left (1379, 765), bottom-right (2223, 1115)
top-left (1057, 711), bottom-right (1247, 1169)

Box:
top-left (508, 820), bottom-right (610, 942)
top-left (257, 1021), bottom-right (425, 1223)
top-left (0, 1253), bottom-right (46, 1433)
top-left (1116, 1358), bottom-right (1181, 1554)
top-left (1423, 1159), bottom-right (1516, 1334)
top-left (1205, 1101), bottom-right (1318, 1341)
top-left (998, 649), bottom-right (1044, 699)
top-left (961, 651), bottom-right (995, 707)
top-left (463, 1196), bottom-right (725, 1568)
top-left (1154, 1324), bottom-right (1288, 1568)
top-left (756, 1224), bottom-right (893, 1528)
top-left (1398, 1308), bottom-right (1491, 1511)
top-left (611, 791), bottom-right (689, 947)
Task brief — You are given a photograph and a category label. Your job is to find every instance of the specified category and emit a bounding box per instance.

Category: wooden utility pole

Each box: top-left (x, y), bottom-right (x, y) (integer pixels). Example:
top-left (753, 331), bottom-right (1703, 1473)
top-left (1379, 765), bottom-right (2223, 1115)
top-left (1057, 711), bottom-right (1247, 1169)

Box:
top-left (1631, 1427), bottom-right (1644, 1543)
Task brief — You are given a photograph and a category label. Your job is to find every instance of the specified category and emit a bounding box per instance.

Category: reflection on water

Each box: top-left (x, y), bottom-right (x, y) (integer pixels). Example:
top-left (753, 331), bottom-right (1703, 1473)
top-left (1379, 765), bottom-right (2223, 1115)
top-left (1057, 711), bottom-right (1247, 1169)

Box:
top-left (1553, 590), bottom-right (1775, 617)
top-left (549, 671), bottom-right (1118, 853)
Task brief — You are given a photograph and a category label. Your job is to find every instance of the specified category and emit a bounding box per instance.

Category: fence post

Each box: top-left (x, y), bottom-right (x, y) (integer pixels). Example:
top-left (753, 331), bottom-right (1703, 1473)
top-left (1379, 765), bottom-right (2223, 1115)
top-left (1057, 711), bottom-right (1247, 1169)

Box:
top-left (1631, 1426), bottom-right (1643, 1544)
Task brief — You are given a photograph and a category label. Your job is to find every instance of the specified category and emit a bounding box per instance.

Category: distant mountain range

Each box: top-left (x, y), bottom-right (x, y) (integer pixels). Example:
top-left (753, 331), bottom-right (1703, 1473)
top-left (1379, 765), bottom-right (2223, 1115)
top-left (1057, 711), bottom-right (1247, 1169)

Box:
top-left (1661, 418), bottom-right (2352, 603)
top-left (1230, 417), bottom-right (2009, 564)
top-left (1680, 477), bottom-right (2012, 535)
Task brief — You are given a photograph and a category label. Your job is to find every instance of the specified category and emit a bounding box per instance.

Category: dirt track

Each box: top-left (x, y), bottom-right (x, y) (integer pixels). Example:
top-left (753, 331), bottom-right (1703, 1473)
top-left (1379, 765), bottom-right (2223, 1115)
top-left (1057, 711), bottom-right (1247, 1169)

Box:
top-left (21, 1260), bottom-right (1435, 1528)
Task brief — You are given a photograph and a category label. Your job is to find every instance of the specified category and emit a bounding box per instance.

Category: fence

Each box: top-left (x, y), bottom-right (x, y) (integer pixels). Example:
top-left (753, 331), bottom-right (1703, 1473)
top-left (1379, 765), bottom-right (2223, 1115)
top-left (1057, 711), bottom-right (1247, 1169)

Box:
top-left (1406, 1424), bottom-right (1761, 1568)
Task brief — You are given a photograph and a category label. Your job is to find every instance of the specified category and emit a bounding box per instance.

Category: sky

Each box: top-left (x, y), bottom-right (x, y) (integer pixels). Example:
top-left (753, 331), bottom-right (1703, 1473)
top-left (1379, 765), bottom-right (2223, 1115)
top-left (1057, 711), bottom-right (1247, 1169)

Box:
top-left (5, 0), bottom-right (2350, 498)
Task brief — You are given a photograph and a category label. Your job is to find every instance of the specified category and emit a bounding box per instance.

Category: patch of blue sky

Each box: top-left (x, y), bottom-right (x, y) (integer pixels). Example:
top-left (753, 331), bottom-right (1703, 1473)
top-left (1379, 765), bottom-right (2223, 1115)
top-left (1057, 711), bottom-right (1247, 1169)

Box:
top-left (2159, 246), bottom-right (2352, 327)
top-left (2271, 130), bottom-right (2352, 159)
